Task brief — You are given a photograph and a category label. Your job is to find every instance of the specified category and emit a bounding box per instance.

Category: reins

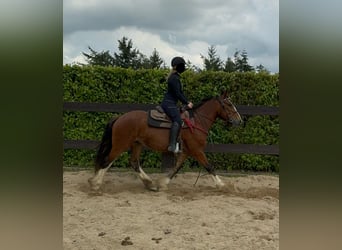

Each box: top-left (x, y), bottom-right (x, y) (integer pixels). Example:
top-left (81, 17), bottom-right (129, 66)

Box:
top-left (191, 108), bottom-right (216, 135)
top-left (191, 98), bottom-right (219, 135)
top-left (186, 119), bottom-right (209, 135)
top-left (193, 167), bottom-right (216, 186)
top-left (194, 168), bottom-right (202, 186)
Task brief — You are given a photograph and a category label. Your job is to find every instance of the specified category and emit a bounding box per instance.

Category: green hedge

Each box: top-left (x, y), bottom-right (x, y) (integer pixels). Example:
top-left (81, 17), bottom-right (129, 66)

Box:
top-left (63, 65), bottom-right (279, 172)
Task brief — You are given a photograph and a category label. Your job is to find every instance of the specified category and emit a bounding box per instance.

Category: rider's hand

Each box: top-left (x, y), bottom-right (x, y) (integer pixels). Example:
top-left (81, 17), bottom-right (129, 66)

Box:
top-left (187, 102), bottom-right (193, 109)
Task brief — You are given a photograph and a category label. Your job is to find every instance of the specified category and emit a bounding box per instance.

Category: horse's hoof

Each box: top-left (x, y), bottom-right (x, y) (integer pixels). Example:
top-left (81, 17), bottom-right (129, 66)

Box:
top-left (157, 177), bottom-right (170, 191)
top-left (158, 187), bottom-right (168, 191)
top-left (212, 175), bottom-right (225, 189)
top-left (144, 181), bottom-right (159, 192)
top-left (148, 186), bottom-right (159, 192)
top-left (88, 177), bottom-right (101, 191)
top-left (141, 179), bottom-right (157, 191)
top-left (216, 182), bottom-right (225, 189)
top-left (157, 184), bottom-right (168, 191)
top-left (88, 189), bottom-right (103, 196)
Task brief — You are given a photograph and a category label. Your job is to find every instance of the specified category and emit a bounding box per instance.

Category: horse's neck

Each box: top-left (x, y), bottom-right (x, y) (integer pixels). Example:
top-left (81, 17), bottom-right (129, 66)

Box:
top-left (194, 99), bottom-right (219, 130)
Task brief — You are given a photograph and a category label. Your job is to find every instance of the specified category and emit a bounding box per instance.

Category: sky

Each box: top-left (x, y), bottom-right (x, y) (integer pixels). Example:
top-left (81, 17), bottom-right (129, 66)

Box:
top-left (63, 0), bottom-right (279, 73)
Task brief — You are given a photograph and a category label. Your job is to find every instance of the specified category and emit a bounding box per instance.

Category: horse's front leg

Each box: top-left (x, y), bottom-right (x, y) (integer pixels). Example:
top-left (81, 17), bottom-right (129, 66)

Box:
top-left (193, 151), bottom-right (225, 188)
top-left (157, 152), bottom-right (188, 190)
top-left (130, 142), bottom-right (158, 191)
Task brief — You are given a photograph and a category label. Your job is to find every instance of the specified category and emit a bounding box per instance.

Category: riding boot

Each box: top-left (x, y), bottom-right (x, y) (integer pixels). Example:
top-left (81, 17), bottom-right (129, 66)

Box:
top-left (168, 122), bottom-right (180, 153)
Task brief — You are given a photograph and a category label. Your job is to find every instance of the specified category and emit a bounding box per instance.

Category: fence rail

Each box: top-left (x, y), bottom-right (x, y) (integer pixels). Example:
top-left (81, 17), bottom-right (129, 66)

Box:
top-left (64, 139), bottom-right (279, 155)
top-left (63, 102), bottom-right (279, 116)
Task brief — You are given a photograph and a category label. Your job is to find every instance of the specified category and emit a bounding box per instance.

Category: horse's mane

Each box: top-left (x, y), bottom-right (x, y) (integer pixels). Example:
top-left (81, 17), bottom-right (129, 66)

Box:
top-left (192, 96), bottom-right (216, 110)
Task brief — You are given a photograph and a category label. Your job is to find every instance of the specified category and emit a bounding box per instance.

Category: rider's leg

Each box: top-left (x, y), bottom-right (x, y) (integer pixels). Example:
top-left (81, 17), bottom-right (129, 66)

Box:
top-left (168, 121), bottom-right (181, 153)
top-left (161, 104), bottom-right (182, 153)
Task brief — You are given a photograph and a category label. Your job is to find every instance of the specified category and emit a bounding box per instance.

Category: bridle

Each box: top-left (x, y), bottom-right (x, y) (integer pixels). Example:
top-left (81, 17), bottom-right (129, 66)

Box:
top-left (216, 96), bottom-right (238, 125)
top-left (191, 96), bottom-right (238, 134)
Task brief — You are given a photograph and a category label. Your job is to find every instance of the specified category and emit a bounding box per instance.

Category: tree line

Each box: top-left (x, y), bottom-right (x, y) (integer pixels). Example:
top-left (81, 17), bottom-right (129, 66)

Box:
top-left (82, 36), bottom-right (269, 73)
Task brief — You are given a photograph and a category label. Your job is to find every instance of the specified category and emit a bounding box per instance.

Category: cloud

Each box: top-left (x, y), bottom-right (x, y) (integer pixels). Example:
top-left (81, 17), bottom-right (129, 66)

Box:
top-left (63, 0), bottom-right (202, 35)
top-left (63, 0), bottom-right (279, 72)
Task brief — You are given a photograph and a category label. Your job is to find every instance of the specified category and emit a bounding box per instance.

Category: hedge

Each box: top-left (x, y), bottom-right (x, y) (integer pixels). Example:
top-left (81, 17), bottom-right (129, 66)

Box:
top-left (63, 65), bottom-right (279, 172)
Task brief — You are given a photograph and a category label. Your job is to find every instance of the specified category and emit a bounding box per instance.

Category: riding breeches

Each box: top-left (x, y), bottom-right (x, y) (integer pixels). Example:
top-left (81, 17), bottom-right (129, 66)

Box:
top-left (161, 102), bottom-right (182, 127)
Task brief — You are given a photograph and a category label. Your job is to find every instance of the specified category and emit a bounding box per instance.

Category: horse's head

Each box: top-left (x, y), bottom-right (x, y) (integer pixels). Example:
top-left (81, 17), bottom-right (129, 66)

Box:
top-left (216, 90), bottom-right (243, 126)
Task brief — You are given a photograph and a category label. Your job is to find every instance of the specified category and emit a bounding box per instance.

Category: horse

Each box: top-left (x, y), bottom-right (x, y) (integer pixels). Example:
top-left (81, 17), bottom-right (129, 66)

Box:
top-left (88, 90), bottom-right (243, 191)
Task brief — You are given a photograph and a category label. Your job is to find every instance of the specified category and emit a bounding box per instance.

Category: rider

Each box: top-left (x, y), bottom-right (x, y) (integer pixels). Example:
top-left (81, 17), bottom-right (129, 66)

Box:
top-left (161, 57), bottom-right (193, 153)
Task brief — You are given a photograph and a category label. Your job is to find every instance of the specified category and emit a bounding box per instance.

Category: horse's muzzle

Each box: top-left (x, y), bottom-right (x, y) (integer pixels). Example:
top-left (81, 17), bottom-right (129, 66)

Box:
top-left (229, 118), bottom-right (243, 127)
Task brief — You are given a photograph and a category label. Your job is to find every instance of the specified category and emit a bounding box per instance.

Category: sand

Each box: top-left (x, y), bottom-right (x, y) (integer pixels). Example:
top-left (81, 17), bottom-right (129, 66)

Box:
top-left (63, 170), bottom-right (279, 250)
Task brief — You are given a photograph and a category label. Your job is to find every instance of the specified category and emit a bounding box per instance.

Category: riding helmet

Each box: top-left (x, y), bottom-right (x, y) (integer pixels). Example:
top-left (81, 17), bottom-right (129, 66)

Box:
top-left (171, 56), bottom-right (186, 73)
top-left (171, 56), bottom-right (186, 67)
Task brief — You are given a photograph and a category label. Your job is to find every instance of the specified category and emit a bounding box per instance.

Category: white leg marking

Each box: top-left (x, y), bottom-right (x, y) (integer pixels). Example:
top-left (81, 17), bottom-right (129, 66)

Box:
top-left (138, 167), bottom-right (159, 191)
top-left (138, 167), bottom-right (152, 183)
top-left (157, 177), bottom-right (170, 190)
top-left (211, 175), bottom-right (225, 188)
top-left (90, 163), bottom-right (112, 190)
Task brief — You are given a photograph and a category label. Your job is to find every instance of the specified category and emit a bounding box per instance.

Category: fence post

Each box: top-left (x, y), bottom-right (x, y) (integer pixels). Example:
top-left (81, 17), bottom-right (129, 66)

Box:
top-left (161, 152), bottom-right (174, 172)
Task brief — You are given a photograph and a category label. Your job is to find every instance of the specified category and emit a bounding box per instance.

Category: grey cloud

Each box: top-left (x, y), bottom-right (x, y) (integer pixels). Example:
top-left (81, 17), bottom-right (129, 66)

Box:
top-left (63, 0), bottom-right (255, 36)
top-left (64, 0), bottom-right (205, 35)
top-left (64, 0), bottom-right (278, 72)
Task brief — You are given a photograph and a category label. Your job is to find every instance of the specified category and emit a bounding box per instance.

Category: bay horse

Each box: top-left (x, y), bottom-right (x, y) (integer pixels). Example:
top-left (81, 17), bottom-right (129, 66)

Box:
top-left (88, 90), bottom-right (243, 191)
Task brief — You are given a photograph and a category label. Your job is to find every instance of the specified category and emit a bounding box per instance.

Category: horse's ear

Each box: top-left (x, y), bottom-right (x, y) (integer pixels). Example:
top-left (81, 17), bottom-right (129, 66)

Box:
top-left (220, 88), bottom-right (228, 98)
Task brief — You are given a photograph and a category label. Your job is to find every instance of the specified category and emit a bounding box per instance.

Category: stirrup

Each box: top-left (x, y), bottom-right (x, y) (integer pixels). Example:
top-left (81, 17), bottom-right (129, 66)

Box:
top-left (168, 143), bottom-right (182, 153)
top-left (175, 142), bottom-right (182, 153)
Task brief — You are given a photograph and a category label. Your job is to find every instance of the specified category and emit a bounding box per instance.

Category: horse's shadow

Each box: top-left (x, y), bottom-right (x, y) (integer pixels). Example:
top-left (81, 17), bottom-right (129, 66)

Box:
top-left (78, 177), bottom-right (239, 198)
top-left (79, 178), bottom-right (278, 200)
top-left (78, 179), bottom-right (148, 196)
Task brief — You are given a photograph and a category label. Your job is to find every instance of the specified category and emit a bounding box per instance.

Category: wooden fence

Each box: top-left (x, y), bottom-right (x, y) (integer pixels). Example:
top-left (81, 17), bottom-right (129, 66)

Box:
top-left (63, 102), bottom-right (279, 170)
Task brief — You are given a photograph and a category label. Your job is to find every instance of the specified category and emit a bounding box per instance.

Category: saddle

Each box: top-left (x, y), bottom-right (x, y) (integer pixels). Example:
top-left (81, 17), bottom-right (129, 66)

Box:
top-left (148, 106), bottom-right (193, 129)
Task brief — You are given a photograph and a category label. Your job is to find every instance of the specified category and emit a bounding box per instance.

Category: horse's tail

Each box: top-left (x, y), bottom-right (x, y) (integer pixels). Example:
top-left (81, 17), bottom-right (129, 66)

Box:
top-left (94, 117), bottom-right (117, 172)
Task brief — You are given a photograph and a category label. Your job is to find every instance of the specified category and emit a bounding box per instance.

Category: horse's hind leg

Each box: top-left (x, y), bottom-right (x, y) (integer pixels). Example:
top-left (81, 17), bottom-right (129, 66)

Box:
top-left (130, 142), bottom-right (158, 191)
top-left (88, 162), bottom-right (113, 191)
top-left (89, 147), bottom-right (125, 191)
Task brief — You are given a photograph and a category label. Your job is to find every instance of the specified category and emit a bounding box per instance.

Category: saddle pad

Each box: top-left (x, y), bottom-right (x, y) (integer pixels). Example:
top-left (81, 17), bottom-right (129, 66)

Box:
top-left (148, 110), bottom-right (172, 128)
top-left (147, 109), bottom-right (193, 129)
top-left (150, 109), bottom-right (170, 122)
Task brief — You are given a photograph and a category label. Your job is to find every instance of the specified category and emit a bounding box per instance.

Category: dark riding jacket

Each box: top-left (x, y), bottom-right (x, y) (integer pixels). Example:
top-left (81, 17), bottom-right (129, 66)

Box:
top-left (162, 72), bottom-right (189, 105)
top-left (161, 72), bottom-right (189, 125)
